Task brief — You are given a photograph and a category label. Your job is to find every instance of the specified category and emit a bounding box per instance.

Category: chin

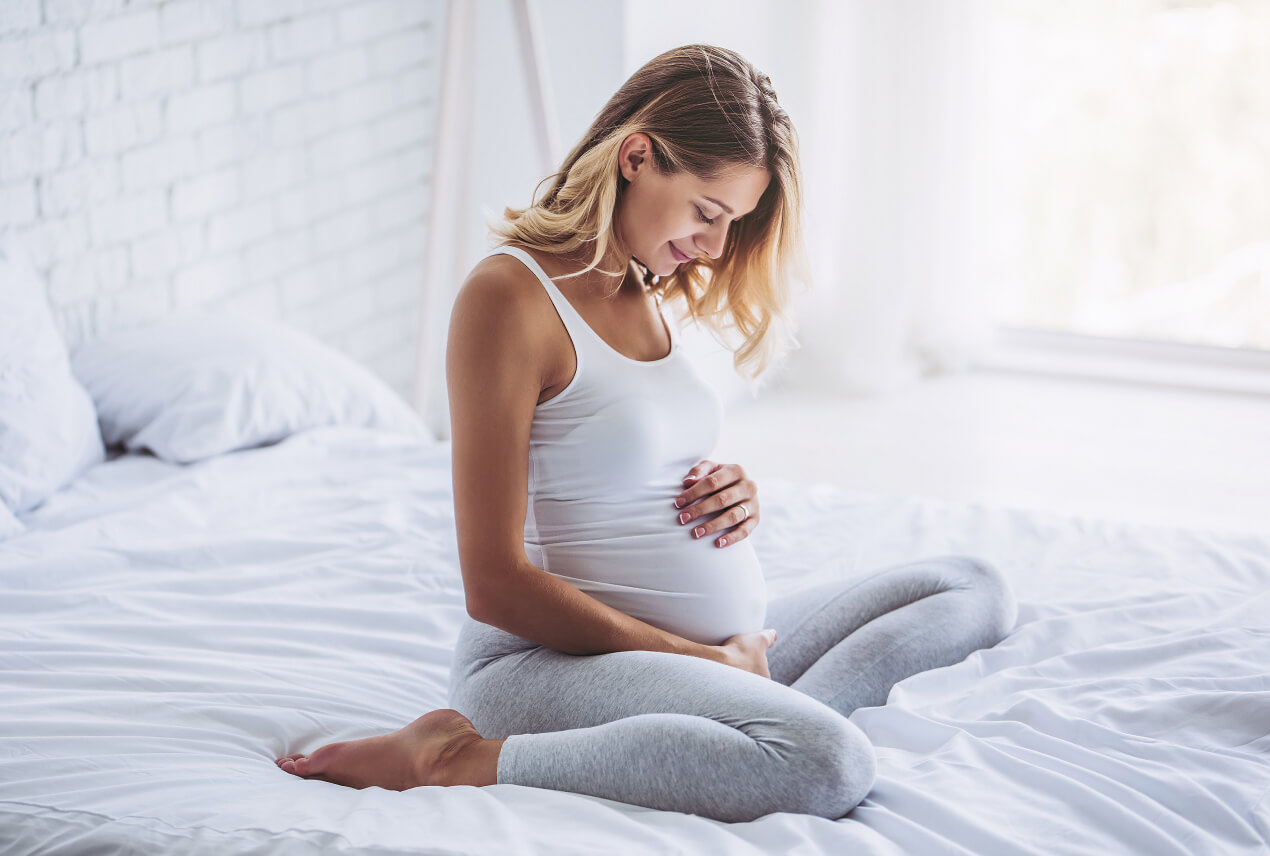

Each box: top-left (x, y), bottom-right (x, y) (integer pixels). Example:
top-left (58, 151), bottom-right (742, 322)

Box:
top-left (636, 251), bottom-right (672, 278)
top-left (660, 246), bottom-right (685, 273)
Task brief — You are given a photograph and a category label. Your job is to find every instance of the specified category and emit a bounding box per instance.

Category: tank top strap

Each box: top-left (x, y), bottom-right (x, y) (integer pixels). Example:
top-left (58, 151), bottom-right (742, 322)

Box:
top-left (484, 245), bottom-right (600, 355)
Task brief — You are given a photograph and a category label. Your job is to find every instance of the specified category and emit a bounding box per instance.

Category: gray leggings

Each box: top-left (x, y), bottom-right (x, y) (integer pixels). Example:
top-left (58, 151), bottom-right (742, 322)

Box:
top-left (447, 554), bottom-right (1018, 823)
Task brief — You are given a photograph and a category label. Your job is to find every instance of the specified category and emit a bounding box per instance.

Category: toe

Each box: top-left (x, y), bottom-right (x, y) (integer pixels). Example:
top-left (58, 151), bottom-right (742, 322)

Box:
top-left (278, 755), bottom-right (310, 777)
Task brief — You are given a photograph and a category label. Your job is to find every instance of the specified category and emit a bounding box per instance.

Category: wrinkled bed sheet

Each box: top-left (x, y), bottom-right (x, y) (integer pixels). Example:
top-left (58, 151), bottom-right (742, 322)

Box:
top-left (2, 426), bottom-right (1267, 855)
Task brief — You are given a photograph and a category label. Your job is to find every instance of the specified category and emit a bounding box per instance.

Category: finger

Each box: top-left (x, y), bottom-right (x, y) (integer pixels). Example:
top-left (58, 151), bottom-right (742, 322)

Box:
top-left (677, 477), bottom-right (753, 523)
top-left (685, 500), bottom-right (736, 539)
top-left (682, 460), bottom-right (713, 484)
top-left (714, 516), bottom-right (756, 548)
top-left (676, 462), bottom-right (721, 508)
top-left (684, 464), bottom-right (736, 503)
top-left (684, 460), bottom-right (727, 487)
top-left (679, 482), bottom-right (733, 526)
top-left (675, 467), bottom-right (753, 519)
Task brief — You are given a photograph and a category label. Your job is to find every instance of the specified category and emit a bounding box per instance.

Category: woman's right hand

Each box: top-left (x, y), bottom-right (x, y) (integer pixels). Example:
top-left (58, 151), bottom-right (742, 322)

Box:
top-left (714, 628), bottom-right (778, 678)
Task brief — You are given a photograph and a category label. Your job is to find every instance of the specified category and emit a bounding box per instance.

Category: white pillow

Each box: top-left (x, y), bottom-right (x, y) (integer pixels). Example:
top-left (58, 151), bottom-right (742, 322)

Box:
top-left (0, 233), bottom-right (106, 518)
top-left (69, 312), bottom-right (432, 464)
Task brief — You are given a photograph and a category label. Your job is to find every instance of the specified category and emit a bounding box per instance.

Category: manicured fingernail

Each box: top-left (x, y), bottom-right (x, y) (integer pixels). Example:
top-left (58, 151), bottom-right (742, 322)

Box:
top-left (718, 538), bottom-right (727, 547)
top-left (694, 527), bottom-right (704, 537)
top-left (674, 497), bottom-right (684, 507)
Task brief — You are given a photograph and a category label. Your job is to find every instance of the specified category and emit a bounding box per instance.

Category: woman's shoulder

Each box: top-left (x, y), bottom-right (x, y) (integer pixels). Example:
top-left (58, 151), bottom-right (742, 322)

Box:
top-left (454, 248), bottom-right (572, 404)
top-left (467, 244), bottom-right (552, 294)
top-left (456, 247), bottom-right (564, 358)
top-left (462, 245), bottom-right (537, 295)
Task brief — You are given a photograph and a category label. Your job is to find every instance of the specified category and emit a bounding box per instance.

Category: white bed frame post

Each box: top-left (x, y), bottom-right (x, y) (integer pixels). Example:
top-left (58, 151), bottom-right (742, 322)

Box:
top-left (411, 0), bottom-right (562, 442)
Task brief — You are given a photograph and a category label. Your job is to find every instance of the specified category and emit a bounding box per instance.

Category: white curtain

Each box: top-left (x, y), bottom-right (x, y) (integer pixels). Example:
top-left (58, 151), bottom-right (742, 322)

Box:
top-left (779, 0), bottom-right (996, 398)
top-left (415, 0), bottom-right (1000, 439)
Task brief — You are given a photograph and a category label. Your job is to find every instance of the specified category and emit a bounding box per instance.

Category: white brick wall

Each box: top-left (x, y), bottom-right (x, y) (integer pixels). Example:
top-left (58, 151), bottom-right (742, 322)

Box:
top-left (0, 0), bottom-right (440, 402)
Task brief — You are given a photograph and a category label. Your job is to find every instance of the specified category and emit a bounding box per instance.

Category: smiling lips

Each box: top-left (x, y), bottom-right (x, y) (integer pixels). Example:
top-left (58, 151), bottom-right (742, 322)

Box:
top-left (670, 243), bottom-right (691, 262)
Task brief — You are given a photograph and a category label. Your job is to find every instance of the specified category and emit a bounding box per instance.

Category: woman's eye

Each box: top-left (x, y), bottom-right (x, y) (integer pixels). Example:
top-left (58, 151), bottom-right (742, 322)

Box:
top-left (694, 205), bottom-right (714, 226)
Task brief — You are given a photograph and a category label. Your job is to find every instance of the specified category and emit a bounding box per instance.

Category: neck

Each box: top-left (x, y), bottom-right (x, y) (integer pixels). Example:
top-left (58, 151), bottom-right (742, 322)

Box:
top-left (553, 243), bottom-right (646, 296)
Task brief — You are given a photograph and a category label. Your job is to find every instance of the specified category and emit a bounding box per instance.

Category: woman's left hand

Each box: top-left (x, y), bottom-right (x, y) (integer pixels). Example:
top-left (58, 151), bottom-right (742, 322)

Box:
top-left (673, 460), bottom-right (759, 548)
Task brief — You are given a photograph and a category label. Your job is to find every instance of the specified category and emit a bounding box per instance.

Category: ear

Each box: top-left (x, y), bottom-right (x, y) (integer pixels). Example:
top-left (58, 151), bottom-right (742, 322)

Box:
top-left (619, 133), bottom-right (653, 181)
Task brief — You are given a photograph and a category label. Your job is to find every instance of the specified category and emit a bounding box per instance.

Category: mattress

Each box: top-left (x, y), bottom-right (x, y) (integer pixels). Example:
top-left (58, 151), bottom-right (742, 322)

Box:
top-left (2, 425), bottom-right (1267, 855)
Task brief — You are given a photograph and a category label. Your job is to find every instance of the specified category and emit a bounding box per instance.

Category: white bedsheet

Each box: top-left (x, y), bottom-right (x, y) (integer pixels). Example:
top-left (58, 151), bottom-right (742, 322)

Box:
top-left (1, 426), bottom-right (1267, 855)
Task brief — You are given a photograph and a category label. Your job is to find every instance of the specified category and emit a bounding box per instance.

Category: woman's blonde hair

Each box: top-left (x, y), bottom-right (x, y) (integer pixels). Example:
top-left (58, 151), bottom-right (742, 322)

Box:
top-left (487, 43), bottom-right (811, 386)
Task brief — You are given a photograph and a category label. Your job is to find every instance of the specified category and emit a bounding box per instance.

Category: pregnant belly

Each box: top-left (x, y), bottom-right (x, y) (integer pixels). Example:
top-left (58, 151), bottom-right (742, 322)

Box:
top-left (527, 508), bottom-right (769, 647)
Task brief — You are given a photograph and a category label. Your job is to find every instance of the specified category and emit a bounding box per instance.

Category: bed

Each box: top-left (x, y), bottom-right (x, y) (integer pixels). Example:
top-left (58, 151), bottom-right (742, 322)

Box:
top-left (2, 242), bottom-right (1268, 854)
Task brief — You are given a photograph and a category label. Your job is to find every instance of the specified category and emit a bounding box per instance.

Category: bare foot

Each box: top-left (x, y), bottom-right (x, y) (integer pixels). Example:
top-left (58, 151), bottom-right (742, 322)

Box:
top-left (275, 708), bottom-right (497, 790)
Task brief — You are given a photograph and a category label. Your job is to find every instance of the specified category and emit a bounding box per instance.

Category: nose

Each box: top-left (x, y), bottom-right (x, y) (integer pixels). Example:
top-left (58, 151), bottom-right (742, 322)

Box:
top-left (694, 224), bottom-right (726, 260)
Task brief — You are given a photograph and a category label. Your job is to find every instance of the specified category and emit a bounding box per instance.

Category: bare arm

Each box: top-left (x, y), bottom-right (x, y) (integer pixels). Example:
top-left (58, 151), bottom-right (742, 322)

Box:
top-left (471, 557), bottom-right (723, 660)
top-left (446, 262), bottom-right (723, 662)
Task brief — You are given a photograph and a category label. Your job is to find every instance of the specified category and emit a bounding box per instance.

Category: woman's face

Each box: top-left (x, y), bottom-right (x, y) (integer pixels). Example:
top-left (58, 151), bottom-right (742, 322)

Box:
top-left (616, 133), bottom-right (771, 277)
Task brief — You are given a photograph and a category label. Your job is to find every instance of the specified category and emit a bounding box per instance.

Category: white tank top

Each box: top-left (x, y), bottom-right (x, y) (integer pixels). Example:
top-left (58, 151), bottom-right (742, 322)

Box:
top-left (489, 245), bottom-right (768, 646)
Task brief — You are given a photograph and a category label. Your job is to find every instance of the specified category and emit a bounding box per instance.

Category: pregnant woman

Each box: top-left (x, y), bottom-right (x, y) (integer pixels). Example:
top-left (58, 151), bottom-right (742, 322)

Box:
top-left (277, 44), bottom-right (1018, 822)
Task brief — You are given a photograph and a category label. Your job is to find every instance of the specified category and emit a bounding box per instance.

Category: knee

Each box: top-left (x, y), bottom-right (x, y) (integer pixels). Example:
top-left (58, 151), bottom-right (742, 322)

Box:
top-left (949, 555), bottom-right (1019, 643)
top-left (784, 713), bottom-right (877, 819)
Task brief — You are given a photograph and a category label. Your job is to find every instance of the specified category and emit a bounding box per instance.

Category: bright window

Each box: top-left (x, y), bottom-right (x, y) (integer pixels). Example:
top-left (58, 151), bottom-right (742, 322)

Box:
top-left (972, 0), bottom-right (1270, 352)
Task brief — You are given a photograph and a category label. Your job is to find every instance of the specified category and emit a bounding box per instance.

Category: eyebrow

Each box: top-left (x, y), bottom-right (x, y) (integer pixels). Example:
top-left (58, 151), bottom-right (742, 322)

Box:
top-left (703, 196), bottom-right (734, 215)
